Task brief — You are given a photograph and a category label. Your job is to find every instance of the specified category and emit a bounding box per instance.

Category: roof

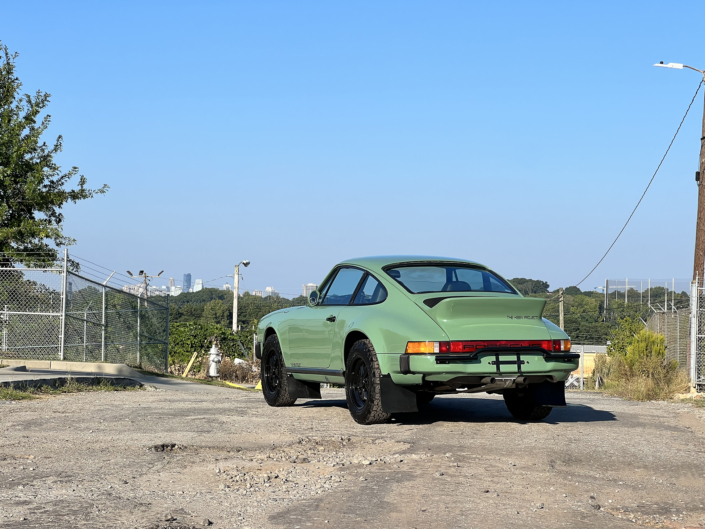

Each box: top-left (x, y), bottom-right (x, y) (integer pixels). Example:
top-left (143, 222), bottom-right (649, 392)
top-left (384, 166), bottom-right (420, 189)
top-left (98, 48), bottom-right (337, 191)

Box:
top-left (339, 255), bottom-right (486, 270)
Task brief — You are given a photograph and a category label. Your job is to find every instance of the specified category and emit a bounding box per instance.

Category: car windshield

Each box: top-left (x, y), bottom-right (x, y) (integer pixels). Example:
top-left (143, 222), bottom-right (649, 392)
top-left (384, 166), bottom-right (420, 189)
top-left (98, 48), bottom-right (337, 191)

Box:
top-left (385, 265), bottom-right (516, 294)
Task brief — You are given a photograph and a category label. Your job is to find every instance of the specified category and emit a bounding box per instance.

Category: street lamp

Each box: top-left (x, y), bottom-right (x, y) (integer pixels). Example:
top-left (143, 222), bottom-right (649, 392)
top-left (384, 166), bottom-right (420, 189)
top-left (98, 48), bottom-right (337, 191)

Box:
top-left (233, 260), bottom-right (250, 332)
top-left (654, 61), bottom-right (705, 281)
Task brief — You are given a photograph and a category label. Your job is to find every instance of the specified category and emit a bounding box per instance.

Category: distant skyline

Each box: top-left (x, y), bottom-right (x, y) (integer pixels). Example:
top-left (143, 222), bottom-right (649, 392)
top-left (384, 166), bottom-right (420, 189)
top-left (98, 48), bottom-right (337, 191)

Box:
top-left (2, 1), bottom-right (704, 293)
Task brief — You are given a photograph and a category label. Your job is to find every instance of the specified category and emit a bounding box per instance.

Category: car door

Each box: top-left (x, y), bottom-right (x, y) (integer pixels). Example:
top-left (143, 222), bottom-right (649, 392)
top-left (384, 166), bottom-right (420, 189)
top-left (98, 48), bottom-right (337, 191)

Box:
top-left (288, 267), bottom-right (366, 369)
top-left (331, 273), bottom-right (389, 372)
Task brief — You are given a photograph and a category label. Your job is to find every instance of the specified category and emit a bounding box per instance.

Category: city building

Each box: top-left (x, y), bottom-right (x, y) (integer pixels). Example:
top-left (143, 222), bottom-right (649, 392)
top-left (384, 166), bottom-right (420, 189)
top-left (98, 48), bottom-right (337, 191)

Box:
top-left (169, 277), bottom-right (175, 289)
top-left (303, 283), bottom-right (318, 297)
top-left (171, 285), bottom-right (182, 296)
top-left (147, 286), bottom-right (169, 297)
top-left (183, 273), bottom-right (192, 293)
top-left (122, 284), bottom-right (145, 296)
top-left (264, 286), bottom-right (279, 298)
top-left (193, 279), bottom-right (203, 292)
top-left (223, 283), bottom-right (232, 291)
top-left (252, 290), bottom-right (264, 297)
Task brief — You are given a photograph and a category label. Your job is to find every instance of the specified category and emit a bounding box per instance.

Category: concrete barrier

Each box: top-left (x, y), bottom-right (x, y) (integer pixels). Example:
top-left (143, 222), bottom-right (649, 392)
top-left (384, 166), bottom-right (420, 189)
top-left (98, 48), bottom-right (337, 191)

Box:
top-left (0, 359), bottom-right (146, 379)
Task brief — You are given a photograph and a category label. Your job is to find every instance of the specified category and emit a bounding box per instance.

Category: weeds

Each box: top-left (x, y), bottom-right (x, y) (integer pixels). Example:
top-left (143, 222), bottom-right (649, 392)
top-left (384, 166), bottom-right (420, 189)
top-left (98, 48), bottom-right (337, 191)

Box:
top-left (593, 327), bottom-right (690, 401)
top-left (0, 378), bottom-right (142, 401)
top-left (219, 357), bottom-right (260, 384)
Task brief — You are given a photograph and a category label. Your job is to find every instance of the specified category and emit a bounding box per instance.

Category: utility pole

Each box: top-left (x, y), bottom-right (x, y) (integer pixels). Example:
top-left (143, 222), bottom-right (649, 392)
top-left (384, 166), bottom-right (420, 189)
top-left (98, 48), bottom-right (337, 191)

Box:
top-left (232, 260), bottom-right (250, 333)
top-left (654, 62), bottom-right (705, 280)
top-left (559, 288), bottom-right (564, 330)
top-left (126, 269), bottom-right (164, 301)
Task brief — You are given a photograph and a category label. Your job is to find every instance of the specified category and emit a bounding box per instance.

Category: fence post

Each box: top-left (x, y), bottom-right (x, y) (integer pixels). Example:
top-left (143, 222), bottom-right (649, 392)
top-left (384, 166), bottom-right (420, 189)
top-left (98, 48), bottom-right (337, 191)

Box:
top-left (137, 297), bottom-right (141, 367)
top-left (59, 249), bottom-right (68, 361)
top-left (165, 295), bottom-right (170, 373)
top-left (690, 278), bottom-right (699, 386)
top-left (580, 345), bottom-right (584, 391)
top-left (2, 305), bottom-right (7, 353)
top-left (83, 307), bottom-right (87, 362)
top-left (101, 286), bottom-right (106, 362)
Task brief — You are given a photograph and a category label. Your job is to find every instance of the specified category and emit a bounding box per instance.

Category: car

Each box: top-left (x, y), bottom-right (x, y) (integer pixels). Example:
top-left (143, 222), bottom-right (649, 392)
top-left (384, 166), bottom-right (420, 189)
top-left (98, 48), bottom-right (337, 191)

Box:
top-left (255, 256), bottom-right (578, 425)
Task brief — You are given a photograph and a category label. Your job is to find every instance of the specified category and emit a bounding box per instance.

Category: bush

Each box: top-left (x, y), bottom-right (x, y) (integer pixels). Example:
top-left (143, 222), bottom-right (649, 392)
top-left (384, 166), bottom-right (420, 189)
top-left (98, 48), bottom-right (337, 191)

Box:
top-left (219, 357), bottom-right (260, 384)
top-left (599, 327), bottom-right (689, 400)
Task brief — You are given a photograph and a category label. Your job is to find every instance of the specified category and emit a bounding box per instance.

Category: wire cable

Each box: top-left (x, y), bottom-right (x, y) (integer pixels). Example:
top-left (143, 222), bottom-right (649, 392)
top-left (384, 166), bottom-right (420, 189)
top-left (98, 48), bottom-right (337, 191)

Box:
top-left (575, 80), bottom-right (704, 287)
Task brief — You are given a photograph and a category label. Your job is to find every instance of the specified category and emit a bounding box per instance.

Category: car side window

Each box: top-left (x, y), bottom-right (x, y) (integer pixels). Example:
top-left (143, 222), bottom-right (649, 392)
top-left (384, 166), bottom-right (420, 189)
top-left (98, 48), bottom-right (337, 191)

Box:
top-left (320, 268), bottom-right (365, 305)
top-left (353, 275), bottom-right (387, 305)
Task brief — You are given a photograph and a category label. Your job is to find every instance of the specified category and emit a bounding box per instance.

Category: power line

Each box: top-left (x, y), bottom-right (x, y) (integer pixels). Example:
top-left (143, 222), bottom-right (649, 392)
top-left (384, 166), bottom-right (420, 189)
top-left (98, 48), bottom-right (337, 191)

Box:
top-left (575, 80), bottom-right (704, 287)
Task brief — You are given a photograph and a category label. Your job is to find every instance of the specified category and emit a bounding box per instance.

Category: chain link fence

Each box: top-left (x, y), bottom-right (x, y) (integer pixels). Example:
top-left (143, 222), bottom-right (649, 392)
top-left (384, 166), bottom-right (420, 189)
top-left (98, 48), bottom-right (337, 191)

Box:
top-left (0, 259), bottom-right (169, 372)
top-left (692, 280), bottom-right (705, 392)
top-left (646, 307), bottom-right (690, 370)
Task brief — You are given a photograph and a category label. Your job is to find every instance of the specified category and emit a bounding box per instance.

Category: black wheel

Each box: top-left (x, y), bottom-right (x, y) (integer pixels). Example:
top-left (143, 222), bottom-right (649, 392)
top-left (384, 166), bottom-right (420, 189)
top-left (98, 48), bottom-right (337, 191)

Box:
top-left (345, 339), bottom-right (391, 425)
top-left (503, 388), bottom-right (552, 421)
top-left (261, 334), bottom-right (297, 407)
top-left (416, 392), bottom-right (435, 409)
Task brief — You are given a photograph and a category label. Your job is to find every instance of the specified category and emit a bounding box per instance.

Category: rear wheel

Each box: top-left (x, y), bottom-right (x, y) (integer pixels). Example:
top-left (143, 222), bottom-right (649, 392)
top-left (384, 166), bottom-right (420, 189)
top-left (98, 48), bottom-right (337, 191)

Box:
top-left (261, 334), bottom-right (297, 407)
top-left (503, 388), bottom-right (552, 421)
top-left (345, 339), bottom-right (391, 425)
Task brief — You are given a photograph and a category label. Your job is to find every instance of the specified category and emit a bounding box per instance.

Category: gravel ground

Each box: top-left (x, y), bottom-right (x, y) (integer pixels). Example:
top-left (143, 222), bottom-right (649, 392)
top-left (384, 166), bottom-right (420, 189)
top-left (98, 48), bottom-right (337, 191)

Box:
top-left (1, 386), bottom-right (704, 528)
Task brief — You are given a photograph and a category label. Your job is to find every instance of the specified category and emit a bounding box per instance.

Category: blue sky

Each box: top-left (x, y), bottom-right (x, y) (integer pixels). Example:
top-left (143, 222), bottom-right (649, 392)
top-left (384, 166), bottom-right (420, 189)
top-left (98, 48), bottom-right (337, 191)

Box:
top-left (2, 1), bottom-right (704, 296)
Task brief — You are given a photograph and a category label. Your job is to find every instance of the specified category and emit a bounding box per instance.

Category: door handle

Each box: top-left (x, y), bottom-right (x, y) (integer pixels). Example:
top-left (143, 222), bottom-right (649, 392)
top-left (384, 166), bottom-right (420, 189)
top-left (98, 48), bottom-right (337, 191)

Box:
top-left (326, 316), bottom-right (336, 322)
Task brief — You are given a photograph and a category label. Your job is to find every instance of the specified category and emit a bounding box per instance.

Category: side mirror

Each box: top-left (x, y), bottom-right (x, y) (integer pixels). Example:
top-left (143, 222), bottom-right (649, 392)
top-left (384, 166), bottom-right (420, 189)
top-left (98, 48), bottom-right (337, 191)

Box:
top-left (308, 290), bottom-right (320, 306)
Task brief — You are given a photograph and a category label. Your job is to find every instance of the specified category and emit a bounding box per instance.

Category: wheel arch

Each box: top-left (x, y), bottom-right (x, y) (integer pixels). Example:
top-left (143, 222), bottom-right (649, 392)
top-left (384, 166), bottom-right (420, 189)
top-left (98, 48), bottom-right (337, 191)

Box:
top-left (344, 330), bottom-right (370, 369)
top-left (264, 326), bottom-right (278, 342)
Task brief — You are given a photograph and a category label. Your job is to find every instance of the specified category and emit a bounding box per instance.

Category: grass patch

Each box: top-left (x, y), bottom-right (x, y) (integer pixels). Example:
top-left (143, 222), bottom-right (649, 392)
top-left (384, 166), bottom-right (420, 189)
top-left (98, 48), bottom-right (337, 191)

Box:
top-left (0, 378), bottom-right (142, 400)
top-left (135, 369), bottom-right (259, 391)
top-left (0, 387), bottom-right (38, 400)
top-left (692, 398), bottom-right (705, 409)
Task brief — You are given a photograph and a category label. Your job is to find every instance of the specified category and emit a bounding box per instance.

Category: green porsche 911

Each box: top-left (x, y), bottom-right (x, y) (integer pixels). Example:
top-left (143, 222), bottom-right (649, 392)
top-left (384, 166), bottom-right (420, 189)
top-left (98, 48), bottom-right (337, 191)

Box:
top-left (255, 256), bottom-right (577, 425)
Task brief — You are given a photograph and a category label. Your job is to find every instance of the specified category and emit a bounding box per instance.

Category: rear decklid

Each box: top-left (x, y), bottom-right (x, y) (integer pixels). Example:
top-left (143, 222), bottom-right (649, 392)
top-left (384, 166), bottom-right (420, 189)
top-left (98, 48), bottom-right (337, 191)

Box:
top-left (417, 294), bottom-right (550, 340)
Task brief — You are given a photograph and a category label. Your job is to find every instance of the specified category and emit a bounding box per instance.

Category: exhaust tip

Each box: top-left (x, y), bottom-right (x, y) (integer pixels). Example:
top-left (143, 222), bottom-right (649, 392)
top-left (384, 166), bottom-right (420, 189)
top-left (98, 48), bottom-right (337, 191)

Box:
top-left (480, 376), bottom-right (496, 384)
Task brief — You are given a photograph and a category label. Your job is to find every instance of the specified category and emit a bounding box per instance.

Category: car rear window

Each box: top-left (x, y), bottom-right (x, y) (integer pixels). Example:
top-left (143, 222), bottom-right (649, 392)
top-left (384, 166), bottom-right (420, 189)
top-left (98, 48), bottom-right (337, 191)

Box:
top-left (385, 265), bottom-right (516, 294)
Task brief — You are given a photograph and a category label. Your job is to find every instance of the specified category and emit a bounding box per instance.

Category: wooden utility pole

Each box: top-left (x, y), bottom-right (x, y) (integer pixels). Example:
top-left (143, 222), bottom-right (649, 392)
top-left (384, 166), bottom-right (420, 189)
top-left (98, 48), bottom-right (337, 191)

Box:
top-left (559, 288), bottom-right (565, 330)
top-left (694, 87), bottom-right (705, 281)
top-left (694, 91), bottom-right (705, 281)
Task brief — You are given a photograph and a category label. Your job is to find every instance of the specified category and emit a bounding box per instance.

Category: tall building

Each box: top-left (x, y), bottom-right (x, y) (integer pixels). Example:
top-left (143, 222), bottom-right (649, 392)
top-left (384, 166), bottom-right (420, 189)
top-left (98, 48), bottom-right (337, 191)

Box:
top-left (169, 277), bottom-right (175, 289)
top-left (303, 283), bottom-right (318, 297)
top-left (193, 279), bottom-right (203, 292)
top-left (183, 273), bottom-right (192, 293)
top-left (264, 286), bottom-right (279, 298)
top-left (223, 283), bottom-right (232, 291)
top-left (252, 290), bottom-right (264, 297)
top-left (171, 285), bottom-right (183, 296)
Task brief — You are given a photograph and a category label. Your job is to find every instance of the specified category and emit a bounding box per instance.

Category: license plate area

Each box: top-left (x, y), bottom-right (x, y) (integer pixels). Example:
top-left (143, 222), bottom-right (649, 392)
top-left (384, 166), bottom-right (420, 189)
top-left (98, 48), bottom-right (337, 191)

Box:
top-left (487, 353), bottom-right (527, 374)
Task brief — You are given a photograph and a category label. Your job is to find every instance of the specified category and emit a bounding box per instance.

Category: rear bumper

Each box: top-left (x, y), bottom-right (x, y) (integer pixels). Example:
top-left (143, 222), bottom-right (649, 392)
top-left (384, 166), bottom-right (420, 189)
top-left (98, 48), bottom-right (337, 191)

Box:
top-left (378, 351), bottom-right (579, 386)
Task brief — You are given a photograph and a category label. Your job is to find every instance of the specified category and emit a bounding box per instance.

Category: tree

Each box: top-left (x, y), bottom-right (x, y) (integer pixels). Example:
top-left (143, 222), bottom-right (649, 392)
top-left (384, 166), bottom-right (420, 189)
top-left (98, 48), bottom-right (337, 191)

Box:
top-left (0, 43), bottom-right (107, 267)
top-left (509, 278), bottom-right (550, 296)
top-left (201, 299), bottom-right (231, 326)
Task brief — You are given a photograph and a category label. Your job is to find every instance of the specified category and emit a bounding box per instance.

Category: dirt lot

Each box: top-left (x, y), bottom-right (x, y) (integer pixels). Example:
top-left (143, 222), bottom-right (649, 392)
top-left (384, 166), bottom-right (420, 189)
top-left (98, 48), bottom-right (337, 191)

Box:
top-left (1, 386), bottom-right (704, 529)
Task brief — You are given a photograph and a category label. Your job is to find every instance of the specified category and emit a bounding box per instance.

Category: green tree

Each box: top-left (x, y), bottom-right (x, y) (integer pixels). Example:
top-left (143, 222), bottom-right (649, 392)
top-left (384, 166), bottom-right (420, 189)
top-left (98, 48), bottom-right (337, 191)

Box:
top-left (0, 43), bottom-right (107, 267)
top-left (508, 278), bottom-right (550, 296)
top-left (607, 317), bottom-right (644, 357)
top-left (201, 299), bottom-right (231, 326)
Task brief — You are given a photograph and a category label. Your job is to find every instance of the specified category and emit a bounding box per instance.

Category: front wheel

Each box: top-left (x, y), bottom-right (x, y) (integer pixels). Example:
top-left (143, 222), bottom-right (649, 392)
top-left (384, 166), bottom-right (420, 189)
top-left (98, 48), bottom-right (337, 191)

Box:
top-left (261, 334), bottom-right (297, 407)
top-left (503, 388), bottom-right (552, 421)
top-left (345, 339), bottom-right (391, 425)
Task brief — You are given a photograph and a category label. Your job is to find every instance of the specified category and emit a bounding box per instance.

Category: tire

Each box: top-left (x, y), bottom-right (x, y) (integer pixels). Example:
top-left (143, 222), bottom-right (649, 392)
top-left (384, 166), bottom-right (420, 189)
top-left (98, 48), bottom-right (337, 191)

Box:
top-left (416, 392), bottom-right (435, 409)
top-left (261, 334), bottom-right (297, 407)
top-left (345, 339), bottom-right (392, 425)
top-left (503, 388), bottom-right (552, 421)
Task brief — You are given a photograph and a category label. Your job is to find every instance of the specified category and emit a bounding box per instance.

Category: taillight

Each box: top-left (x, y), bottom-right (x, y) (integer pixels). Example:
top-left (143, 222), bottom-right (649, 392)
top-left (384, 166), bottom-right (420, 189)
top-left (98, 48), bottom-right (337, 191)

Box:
top-left (405, 341), bottom-right (450, 353)
top-left (552, 339), bottom-right (571, 352)
top-left (450, 340), bottom-right (553, 352)
top-left (405, 339), bottom-right (571, 354)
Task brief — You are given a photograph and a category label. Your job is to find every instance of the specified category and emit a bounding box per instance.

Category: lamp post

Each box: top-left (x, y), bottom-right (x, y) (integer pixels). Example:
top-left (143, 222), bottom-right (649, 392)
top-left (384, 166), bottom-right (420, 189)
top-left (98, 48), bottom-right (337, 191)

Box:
top-left (233, 260), bottom-right (250, 332)
top-left (654, 62), bottom-right (705, 281)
